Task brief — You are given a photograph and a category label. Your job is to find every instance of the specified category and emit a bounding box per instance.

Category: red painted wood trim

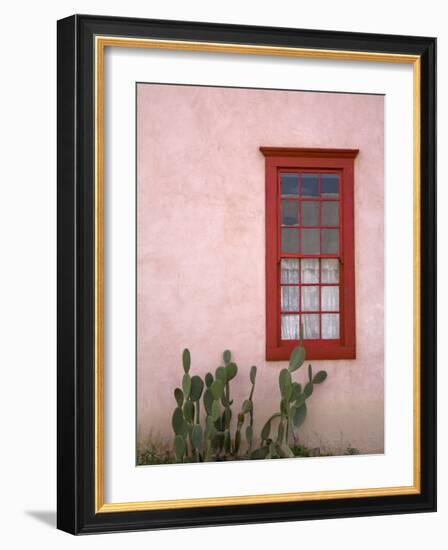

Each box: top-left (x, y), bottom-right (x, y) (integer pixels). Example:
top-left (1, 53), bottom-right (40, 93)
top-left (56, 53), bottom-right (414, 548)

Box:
top-left (260, 147), bottom-right (359, 159)
top-left (263, 147), bottom-right (358, 361)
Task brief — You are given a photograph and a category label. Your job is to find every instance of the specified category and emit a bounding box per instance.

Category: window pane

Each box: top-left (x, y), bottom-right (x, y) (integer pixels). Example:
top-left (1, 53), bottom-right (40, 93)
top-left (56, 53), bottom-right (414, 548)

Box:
top-left (281, 228), bottom-right (299, 253)
top-left (281, 259), bottom-right (300, 284)
top-left (301, 174), bottom-right (319, 197)
top-left (280, 173), bottom-right (299, 197)
top-left (281, 286), bottom-right (299, 312)
top-left (321, 174), bottom-right (339, 197)
top-left (301, 286), bottom-right (319, 311)
top-left (281, 200), bottom-right (298, 226)
top-left (322, 313), bottom-right (339, 339)
top-left (322, 201), bottom-right (339, 226)
top-left (281, 314), bottom-right (299, 340)
top-left (301, 258), bottom-right (319, 283)
top-left (322, 228), bottom-right (339, 254)
top-left (301, 201), bottom-right (319, 226)
top-left (321, 258), bottom-right (339, 283)
top-left (322, 286), bottom-right (339, 311)
top-left (302, 314), bottom-right (320, 339)
top-left (301, 229), bottom-right (320, 254)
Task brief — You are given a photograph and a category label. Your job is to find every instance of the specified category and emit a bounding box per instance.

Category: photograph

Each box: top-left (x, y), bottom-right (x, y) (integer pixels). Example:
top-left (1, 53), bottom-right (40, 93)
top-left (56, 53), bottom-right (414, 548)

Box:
top-left (54, 11), bottom-right (436, 534)
top-left (0, 0), bottom-right (443, 545)
top-left (136, 83), bottom-right (384, 466)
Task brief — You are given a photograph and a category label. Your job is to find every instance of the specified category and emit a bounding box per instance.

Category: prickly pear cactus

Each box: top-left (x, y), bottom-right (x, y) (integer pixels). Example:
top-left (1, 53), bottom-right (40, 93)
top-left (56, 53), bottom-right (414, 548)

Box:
top-left (253, 342), bottom-right (328, 459)
top-left (170, 345), bottom-right (328, 463)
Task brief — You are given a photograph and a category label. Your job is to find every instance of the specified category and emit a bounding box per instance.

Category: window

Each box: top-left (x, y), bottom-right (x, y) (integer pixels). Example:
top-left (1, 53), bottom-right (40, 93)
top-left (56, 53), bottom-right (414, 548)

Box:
top-left (261, 147), bottom-right (358, 360)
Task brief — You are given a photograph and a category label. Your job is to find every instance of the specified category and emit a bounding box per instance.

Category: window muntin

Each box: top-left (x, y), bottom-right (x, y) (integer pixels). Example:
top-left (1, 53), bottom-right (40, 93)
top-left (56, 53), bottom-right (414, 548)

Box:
top-left (279, 171), bottom-right (341, 341)
top-left (280, 171), bottom-right (340, 257)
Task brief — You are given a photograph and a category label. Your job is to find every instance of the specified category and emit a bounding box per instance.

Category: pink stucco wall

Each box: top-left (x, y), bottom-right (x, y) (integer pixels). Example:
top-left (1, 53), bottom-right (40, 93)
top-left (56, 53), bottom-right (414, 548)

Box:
top-left (137, 84), bottom-right (384, 455)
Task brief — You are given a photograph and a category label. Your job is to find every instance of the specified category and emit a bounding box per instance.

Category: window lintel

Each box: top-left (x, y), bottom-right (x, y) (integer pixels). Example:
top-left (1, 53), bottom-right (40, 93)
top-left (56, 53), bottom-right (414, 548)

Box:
top-left (260, 147), bottom-right (359, 159)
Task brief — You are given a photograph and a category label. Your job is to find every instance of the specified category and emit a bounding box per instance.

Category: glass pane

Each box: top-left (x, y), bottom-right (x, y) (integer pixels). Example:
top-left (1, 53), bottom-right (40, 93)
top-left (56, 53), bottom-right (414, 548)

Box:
top-left (301, 201), bottom-right (319, 226)
top-left (322, 202), bottom-right (339, 226)
top-left (282, 228), bottom-right (299, 253)
top-left (321, 258), bottom-right (339, 283)
top-left (301, 174), bottom-right (319, 197)
top-left (281, 200), bottom-right (298, 226)
top-left (281, 286), bottom-right (299, 312)
top-left (302, 314), bottom-right (320, 339)
top-left (301, 229), bottom-right (320, 254)
top-left (281, 259), bottom-right (300, 284)
top-left (280, 173), bottom-right (299, 197)
top-left (322, 313), bottom-right (340, 339)
top-left (321, 174), bottom-right (339, 197)
top-left (281, 314), bottom-right (299, 340)
top-left (322, 228), bottom-right (339, 254)
top-left (322, 286), bottom-right (339, 311)
top-left (301, 286), bottom-right (319, 311)
top-left (301, 258), bottom-right (319, 283)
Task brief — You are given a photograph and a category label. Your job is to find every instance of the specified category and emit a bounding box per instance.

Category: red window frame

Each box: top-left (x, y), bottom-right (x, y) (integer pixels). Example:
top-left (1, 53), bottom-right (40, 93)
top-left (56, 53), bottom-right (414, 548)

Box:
top-left (261, 147), bottom-right (358, 361)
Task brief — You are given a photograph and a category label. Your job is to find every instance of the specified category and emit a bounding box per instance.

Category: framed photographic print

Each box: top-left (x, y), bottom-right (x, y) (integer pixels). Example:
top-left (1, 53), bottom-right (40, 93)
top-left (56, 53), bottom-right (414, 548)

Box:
top-left (57, 14), bottom-right (436, 534)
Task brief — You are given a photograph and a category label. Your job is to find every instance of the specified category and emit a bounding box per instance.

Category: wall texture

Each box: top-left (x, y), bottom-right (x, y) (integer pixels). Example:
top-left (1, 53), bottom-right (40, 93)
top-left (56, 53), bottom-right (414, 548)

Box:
top-left (137, 84), bottom-right (384, 455)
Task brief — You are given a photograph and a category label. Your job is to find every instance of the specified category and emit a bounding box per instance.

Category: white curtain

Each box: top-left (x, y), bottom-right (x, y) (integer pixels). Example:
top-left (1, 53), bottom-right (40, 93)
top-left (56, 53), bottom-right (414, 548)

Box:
top-left (321, 286), bottom-right (339, 311)
top-left (321, 258), bottom-right (339, 283)
top-left (322, 314), bottom-right (340, 339)
top-left (281, 314), bottom-right (299, 340)
top-left (281, 286), bottom-right (299, 312)
top-left (301, 286), bottom-right (319, 311)
top-left (280, 258), bottom-right (340, 340)
top-left (280, 259), bottom-right (299, 283)
top-left (302, 314), bottom-right (320, 339)
top-left (301, 258), bottom-right (319, 283)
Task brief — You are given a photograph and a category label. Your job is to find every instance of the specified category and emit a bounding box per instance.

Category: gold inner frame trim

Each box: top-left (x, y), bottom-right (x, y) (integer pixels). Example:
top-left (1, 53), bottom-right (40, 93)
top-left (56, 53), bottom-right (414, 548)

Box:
top-left (94, 35), bottom-right (421, 513)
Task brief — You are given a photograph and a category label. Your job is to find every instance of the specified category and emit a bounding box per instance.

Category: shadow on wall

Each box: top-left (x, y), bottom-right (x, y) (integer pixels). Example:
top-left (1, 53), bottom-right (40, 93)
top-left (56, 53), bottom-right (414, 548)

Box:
top-left (25, 510), bottom-right (56, 529)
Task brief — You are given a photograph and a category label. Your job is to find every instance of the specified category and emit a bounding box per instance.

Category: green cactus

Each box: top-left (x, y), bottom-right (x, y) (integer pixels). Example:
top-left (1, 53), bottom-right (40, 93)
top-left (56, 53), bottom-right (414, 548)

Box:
top-left (218, 352), bottom-right (236, 457)
top-left (233, 364), bottom-right (257, 457)
top-left (174, 388), bottom-right (184, 408)
top-left (204, 372), bottom-right (214, 387)
top-left (211, 400), bottom-right (220, 422)
top-left (171, 346), bottom-right (327, 463)
top-left (172, 407), bottom-right (185, 436)
top-left (174, 434), bottom-right (186, 462)
top-left (182, 373), bottom-right (191, 399)
top-left (182, 349), bottom-right (191, 373)
top-left (190, 375), bottom-right (204, 401)
top-left (279, 368), bottom-right (292, 400)
top-left (191, 424), bottom-right (202, 461)
top-left (190, 375), bottom-right (204, 424)
top-left (304, 381), bottom-right (314, 398)
top-left (203, 414), bottom-right (215, 461)
top-left (183, 400), bottom-right (194, 423)
top-left (203, 388), bottom-right (213, 415)
top-left (291, 382), bottom-right (301, 401)
top-left (254, 342), bottom-right (328, 457)
top-left (313, 370), bottom-right (327, 384)
top-left (210, 379), bottom-right (224, 400)
top-left (288, 345), bottom-right (306, 373)
top-left (247, 366), bottom-right (257, 453)
top-left (225, 362), bottom-right (237, 381)
top-left (215, 366), bottom-right (226, 383)
top-left (292, 402), bottom-right (307, 428)
top-left (260, 412), bottom-right (281, 442)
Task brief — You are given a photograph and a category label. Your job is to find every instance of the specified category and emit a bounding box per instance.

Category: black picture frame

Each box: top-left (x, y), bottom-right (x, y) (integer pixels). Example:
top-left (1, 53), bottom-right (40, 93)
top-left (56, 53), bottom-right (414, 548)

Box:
top-left (57, 14), bottom-right (436, 534)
